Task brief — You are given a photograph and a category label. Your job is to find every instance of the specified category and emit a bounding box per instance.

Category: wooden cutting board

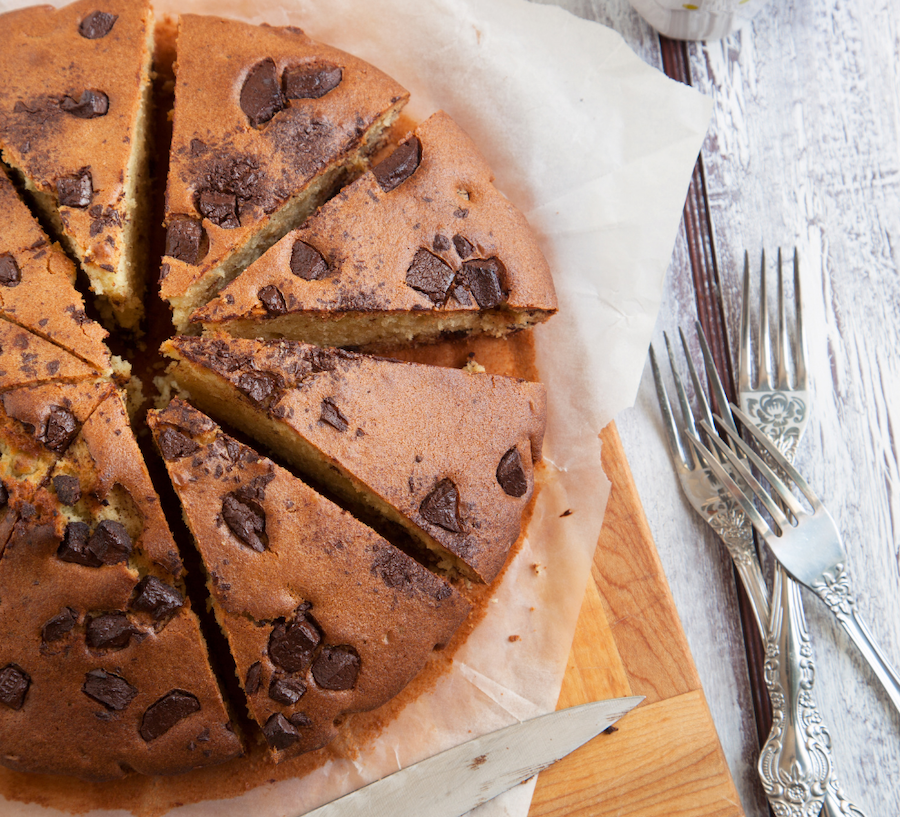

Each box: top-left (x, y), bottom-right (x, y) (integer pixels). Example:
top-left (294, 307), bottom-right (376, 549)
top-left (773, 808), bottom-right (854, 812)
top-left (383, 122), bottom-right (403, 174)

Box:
top-left (529, 423), bottom-right (744, 817)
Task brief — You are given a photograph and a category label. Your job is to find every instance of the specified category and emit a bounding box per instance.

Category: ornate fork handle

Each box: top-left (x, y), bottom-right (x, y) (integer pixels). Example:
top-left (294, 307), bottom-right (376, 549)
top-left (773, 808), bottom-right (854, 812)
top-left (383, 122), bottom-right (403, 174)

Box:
top-left (759, 567), bottom-right (829, 816)
top-left (811, 564), bottom-right (900, 716)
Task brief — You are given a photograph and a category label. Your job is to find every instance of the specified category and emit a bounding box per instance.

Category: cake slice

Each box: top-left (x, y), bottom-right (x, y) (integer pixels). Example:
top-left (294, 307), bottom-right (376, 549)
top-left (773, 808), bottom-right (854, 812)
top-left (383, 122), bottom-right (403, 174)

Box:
top-left (0, 388), bottom-right (244, 779)
top-left (0, 0), bottom-right (155, 330)
top-left (148, 399), bottom-right (470, 759)
top-left (192, 111), bottom-right (558, 347)
top-left (163, 335), bottom-right (546, 584)
top-left (0, 166), bottom-right (112, 374)
top-left (0, 320), bottom-right (101, 391)
top-left (160, 15), bottom-right (409, 332)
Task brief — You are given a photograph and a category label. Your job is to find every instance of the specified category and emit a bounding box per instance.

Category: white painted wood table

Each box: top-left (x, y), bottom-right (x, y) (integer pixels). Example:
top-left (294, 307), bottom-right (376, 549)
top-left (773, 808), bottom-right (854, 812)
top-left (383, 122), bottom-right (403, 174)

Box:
top-left (542, 0), bottom-right (900, 814)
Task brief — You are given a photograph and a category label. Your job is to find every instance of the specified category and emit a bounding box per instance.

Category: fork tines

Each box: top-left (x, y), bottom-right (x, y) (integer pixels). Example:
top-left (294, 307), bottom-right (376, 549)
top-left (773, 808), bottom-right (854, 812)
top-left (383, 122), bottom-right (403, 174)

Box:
top-left (739, 248), bottom-right (808, 393)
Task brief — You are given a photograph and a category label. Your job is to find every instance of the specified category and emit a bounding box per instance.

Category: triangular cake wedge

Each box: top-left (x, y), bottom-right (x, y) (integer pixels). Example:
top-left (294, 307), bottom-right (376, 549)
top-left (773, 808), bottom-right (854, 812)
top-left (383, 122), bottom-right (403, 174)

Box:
top-left (0, 166), bottom-right (112, 374)
top-left (160, 15), bottom-right (409, 332)
top-left (0, 388), bottom-right (243, 779)
top-left (0, 0), bottom-right (155, 329)
top-left (191, 111), bottom-right (558, 346)
top-left (163, 335), bottom-right (546, 584)
top-left (148, 399), bottom-right (470, 759)
top-left (0, 320), bottom-right (101, 391)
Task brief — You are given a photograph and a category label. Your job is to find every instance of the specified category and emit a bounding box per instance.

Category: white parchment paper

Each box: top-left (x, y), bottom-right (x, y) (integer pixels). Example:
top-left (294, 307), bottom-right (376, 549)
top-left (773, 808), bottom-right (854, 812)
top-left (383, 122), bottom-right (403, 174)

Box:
top-left (0, 0), bottom-right (711, 814)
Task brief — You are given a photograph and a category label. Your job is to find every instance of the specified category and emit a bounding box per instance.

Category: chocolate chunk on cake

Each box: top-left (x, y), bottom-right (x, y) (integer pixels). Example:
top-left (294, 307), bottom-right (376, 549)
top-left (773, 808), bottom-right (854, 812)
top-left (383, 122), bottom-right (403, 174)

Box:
top-left (0, 166), bottom-right (112, 374)
top-left (0, 388), bottom-right (243, 778)
top-left (191, 111), bottom-right (558, 347)
top-left (160, 15), bottom-right (409, 332)
top-left (163, 335), bottom-right (546, 583)
top-left (0, 0), bottom-right (156, 329)
top-left (148, 399), bottom-right (470, 759)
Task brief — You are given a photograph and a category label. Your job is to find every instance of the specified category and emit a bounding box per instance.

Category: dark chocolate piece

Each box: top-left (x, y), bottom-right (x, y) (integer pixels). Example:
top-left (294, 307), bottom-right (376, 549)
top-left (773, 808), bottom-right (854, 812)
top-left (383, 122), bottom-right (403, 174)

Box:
top-left (86, 613), bottom-right (136, 650)
top-left (245, 661), bottom-right (262, 695)
top-left (461, 258), bottom-right (507, 309)
top-left (0, 254), bottom-right (21, 287)
top-left (241, 59), bottom-right (285, 126)
top-left (452, 235), bottom-right (474, 259)
top-left (283, 61), bottom-right (342, 99)
top-left (57, 169), bottom-right (93, 208)
top-left (41, 607), bottom-right (78, 642)
top-left (0, 664), bottom-right (30, 710)
top-left (82, 669), bottom-right (137, 711)
top-left (259, 285), bottom-right (287, 315)
top-left (0, 482), bottom-right (7, 507)
top-left (130, 576), bottom-right (184, 622)
top-left (42, 406), bottom-right (78, 452)
top-left (319, 398), bottom-right (348, 432)
top-left (58, 521), bottom-right (102, 567)
top-left (236, 370), bottom-right (280, 409)
top-left (420, 479), bottom-right (463, 533)
top-left (372, 136), bottom-right (422, 193)
top-left (79, 10), bottom-right (118, 39)
top-left (290, 240), bottom-right (329, 280)
top-left (61, 89), bottom-right (109, 119)
top-left (165, 218), bottom-right (207, 265)
top-left (268, 676), bottom-right (307, 706)
top-left (222, 493), bottom-right (267, 552)
top-left (140, 690), bottom-right (201, 741)
top-left (496, 448), bottom-right (527, 497)
top-left (52, 474), bottom-right (81, 505)
top-left (198, 190), bottom-right (239, 229)
top-left (289, 712), bottom-right (312, 728)
top-left (262, 713), bottom-right (299, 750)
top-left (88, 519), bottom-right (133, 565)
top-left (268, 614), bottom-right (321, 673)
top-left (432, 234), bottom-right (451, 252)
top-left (156, 426), bottom-right (200, 461)
top-left (405, 248), bottom-right (455, 305)
top-left (312, 646), bottom-right (360, 691)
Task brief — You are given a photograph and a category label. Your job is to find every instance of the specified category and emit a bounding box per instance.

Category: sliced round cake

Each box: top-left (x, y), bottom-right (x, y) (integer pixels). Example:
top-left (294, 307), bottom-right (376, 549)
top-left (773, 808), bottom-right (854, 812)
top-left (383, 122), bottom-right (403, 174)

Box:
top-left (148, 399), bottom-right (471, 759)
top-left (160, 14), bottom-right (410, 332)
top-left (0, 0), bottom-right (156, 329)
top-left (192, 110), bottom-right (558, 347)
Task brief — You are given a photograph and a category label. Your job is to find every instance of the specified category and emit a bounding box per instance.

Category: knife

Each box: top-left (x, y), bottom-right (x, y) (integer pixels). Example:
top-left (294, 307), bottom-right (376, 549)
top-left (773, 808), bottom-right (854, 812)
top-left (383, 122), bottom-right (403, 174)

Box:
top-left (299, 695), bottom-right (643, 817)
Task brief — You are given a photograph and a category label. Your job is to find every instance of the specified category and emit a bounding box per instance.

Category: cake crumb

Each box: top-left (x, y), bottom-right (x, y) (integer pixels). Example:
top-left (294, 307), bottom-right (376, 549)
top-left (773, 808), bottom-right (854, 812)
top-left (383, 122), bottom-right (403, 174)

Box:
top-left (531, 562), bottom-right (544, 575)
top-left (508, 635), bottom-right (521, 642)
top-left (463, 359), bottom-right (486, 374)
top-left (559, 508), bottom-right (574, 517)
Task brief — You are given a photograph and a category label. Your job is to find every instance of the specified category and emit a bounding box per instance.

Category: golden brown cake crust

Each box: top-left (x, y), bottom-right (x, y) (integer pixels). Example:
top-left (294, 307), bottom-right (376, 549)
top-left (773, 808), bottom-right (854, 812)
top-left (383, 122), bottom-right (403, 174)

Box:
top-left (0, 167), bottom-right (111, 374)
top-left (148, 399), bottom-right (470, 759)
top-left (164, 334), bottom-right (547, 583)
top-left (193, 111), bottom-right (557, 343)
top-left (160, 14), bottom-right (409, 325)
top-left (0, 0), bottom-right (153, 328)
top-left (0, 389), bottom-right (243, 779)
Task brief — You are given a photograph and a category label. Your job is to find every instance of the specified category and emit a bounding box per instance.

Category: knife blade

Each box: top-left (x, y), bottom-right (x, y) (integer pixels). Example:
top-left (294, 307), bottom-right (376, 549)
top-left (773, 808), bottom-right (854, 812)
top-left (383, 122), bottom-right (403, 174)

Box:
top-left (299, 695), bottom-right (643, 817)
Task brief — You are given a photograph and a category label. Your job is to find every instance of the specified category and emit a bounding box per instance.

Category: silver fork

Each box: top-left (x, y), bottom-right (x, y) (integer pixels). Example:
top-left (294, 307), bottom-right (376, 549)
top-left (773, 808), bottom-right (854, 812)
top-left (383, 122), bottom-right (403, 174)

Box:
top-left (702, 405), bottom-right (900, 721)
top-left (651, 324), bottom-right (831, 816)
top-left (735, 249), bottom-right (863, 817)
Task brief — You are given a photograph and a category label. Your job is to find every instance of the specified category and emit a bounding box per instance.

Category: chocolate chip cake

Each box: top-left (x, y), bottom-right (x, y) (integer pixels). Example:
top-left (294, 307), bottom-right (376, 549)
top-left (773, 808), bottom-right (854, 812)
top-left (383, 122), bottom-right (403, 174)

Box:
top-left (148, 399), bottom-right (470, 759)
top-left (192, 111), bottom-right (558, 347)
top-left (159, 14), bottom-right (410, 332)
top-left (0, 0), bottom-right (553, 786)
top-left (162, 334), bottom-right (546, 584)
top-left (0, 0), bottom-right (156, 330)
